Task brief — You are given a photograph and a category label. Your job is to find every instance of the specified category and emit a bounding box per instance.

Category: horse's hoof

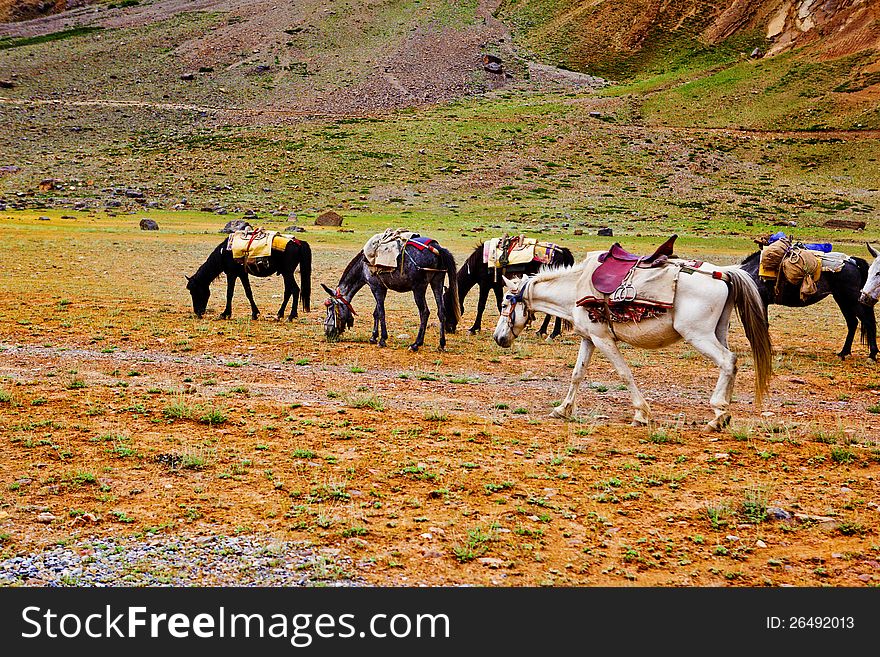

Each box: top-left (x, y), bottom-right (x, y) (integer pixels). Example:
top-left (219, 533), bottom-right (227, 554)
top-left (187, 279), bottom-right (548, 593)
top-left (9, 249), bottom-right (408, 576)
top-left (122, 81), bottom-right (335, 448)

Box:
top-left (438, 345), bottom-right (446, 353)
top-left (378, 340), bottom-right (386, 348)
top-left (549, 407), bottom-right (570, 420)
top-left (219, 314), bottom-right (230, 320)
top-left (369, 337), bottom-right (378, 344)
top-left (409, 345), bottom-right (419, 352)
top-left (871, 352), bottom-right (878, 361)
top-left (707, 414), bottom-right (731, 431)
top-left (468, 329), bottom-right (478, 336)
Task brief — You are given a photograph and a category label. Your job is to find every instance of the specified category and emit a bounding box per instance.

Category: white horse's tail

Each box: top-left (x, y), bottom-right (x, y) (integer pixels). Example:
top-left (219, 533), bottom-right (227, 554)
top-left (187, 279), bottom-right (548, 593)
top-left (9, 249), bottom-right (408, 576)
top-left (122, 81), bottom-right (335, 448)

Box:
top-left (722, 267), bottom-right (773, 405)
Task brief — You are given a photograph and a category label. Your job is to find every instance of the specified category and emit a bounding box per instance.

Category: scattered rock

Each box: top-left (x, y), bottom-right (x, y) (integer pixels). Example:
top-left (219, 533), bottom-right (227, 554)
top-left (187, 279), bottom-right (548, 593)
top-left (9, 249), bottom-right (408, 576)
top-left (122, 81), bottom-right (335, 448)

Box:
top-left (726, 535), bottom-right (740, 542)
top-left (750, 47), bottom-right (764, 58)
top-left (124, 189), bottom-right (144, 199)
top-left (589, 111), bottom-right (602, 118)
top-left (180, 73), bottom-right (195, 81)
top-left (755, 540), bottom-right (767, 548)
top-left (285, 225), bottom-right (305, 233)
top-left (477, 557), bottom-right (505, 568)
top-left (315, 210), bottom-right (343, 226)
top-left (767, 506), bottom-right (793, 521)
top-left (221, 219), bottom-right (252, 233)
top-left (483, 54), bottom-right (503, 74)
top-left (181, 383), bottom-right (197, 395)
top-left (824, 218), bottom-right (866, 230)
top-left (37, 215), bottom-right (50, 221)
top-left (0, 165), bottom-right (20, 174)
top-left (597, 227), bottom-right (613, 236)
top-left (36, 513), bottom-right (56, 523)
top-left (38, 178), bottom-right (60, 191)
top-left (139, 218), bottom-right (159, 231)
top-left (573, 229), bottom-right (583, 235)
top-left (0, 80), bottom-right (14, 89)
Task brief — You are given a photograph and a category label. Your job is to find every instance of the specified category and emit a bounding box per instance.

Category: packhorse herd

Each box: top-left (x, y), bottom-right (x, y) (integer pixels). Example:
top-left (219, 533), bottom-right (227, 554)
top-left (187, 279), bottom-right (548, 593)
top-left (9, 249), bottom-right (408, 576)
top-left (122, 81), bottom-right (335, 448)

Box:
top-left (187, 229), bottom-right (880, 429)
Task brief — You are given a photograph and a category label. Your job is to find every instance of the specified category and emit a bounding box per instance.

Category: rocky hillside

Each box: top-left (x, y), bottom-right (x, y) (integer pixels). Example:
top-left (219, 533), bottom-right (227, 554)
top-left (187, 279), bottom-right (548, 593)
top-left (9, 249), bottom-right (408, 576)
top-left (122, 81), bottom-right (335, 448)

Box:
top-left (0, 0), bottom-right (100, 23)
top-left (497, 0), bottom-right (879, 79)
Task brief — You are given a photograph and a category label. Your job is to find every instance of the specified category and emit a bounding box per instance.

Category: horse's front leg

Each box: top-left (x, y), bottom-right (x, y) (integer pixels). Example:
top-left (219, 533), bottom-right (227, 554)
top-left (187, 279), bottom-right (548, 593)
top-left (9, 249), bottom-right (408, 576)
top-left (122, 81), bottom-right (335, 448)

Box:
top-left (590, 331), bottom-right (653, 427)
top-left (536, 314), bottom-right (551, 338)
top-left (410, 287), bottom-right (430, 352)
top-left (220, 273), bottom-right (236, 319)
top-left (832, 293), bottom-right (859, 359)
top-left (431, 277), bottom-right (447, 351)
top-left (469, 283), bottom-right (491, 334)
top-left (551, 337), bottom-right (594, 420)
top-left (862, 305), bottom-right (879, 360)
top-left (239, 274), bottom-right (259, 320)
top-left (370, 287), bottom-right (388, 347)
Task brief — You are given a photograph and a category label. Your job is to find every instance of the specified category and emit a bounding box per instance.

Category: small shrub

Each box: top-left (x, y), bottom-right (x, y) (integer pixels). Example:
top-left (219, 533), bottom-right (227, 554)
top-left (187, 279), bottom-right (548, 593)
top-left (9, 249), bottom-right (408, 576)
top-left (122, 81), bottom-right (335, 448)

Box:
top-left (830, 447), bottom-right (855, 464)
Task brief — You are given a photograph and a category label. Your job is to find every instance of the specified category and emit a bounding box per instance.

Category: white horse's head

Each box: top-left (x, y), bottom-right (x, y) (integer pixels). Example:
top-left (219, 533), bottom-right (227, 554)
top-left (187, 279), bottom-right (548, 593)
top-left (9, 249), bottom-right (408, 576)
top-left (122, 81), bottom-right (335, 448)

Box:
top-left (493, 275), bottom-right (533, 348)
top-left (860, 244), bottom-right (880, 307)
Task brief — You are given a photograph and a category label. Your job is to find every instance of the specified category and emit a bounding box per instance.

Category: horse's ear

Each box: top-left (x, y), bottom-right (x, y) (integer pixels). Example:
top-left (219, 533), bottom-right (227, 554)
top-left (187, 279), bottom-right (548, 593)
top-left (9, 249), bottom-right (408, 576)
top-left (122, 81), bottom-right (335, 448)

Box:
top-left (867, 243), bottom-right (879, 259)
top-left (502, 276), bottom-right (515, 290)
top-left (321, 283), bottom-right (336, 296)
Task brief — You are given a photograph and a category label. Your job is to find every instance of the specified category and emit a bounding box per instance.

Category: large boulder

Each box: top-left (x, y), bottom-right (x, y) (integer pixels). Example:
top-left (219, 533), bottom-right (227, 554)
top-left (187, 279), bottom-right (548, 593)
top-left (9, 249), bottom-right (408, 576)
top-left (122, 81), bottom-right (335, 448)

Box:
top-left (139, 218), bottom-right (159, 231)
top-left (315, 210), bottom-right (343, 226)
top-left (220, 219), bottom-right (252, 233)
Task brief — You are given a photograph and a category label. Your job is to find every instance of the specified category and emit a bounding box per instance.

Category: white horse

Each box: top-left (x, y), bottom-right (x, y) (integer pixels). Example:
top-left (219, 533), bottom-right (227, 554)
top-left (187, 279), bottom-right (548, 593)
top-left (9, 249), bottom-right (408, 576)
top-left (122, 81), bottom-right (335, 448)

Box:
top-left (858, 243), bottom-right (880, 308)
top-left (492, 254), bottom-right (773, 430)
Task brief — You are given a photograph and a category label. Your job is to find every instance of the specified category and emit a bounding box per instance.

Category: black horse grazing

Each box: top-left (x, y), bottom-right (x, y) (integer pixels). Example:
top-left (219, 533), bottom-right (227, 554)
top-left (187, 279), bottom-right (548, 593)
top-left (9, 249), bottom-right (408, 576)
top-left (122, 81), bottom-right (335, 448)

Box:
top-left (740, 250), bottom-right (877, 359)
top-left (443, 242), bottom-right (575, 338)
top-left (186, 236), bottom-right (311, 320)
top-left (322, 240), bottom-right (461, 351)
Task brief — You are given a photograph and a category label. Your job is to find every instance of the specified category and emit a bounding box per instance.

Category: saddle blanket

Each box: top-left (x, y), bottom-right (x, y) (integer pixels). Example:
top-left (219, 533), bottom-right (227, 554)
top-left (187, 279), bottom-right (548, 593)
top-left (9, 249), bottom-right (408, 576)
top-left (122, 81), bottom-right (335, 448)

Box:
top-left (814, 251), bottom-right (849, 273)
top-left (227, 230), bottom-right (297, 262)
top-left (577, 257), bottom-right (682, 309)
top-left (758, 247), bottom-right (839, 278)
top-left (363, 228), bottom-right (418, 270)
top-left (483, 236), bottom-right (557, 268)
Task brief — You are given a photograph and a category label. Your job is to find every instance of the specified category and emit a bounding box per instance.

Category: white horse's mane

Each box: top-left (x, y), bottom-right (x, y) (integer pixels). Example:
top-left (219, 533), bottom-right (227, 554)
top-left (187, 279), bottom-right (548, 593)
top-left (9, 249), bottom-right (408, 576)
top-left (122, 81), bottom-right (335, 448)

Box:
top-left (533, 254), bottom-right (599, 284)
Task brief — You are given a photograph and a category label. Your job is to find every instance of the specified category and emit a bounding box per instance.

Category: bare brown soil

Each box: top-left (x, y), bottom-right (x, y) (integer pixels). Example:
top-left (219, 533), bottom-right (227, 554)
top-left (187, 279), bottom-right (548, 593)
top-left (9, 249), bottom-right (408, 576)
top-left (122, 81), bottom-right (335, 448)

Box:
top-left (1, 233), bottom-right (879, 587)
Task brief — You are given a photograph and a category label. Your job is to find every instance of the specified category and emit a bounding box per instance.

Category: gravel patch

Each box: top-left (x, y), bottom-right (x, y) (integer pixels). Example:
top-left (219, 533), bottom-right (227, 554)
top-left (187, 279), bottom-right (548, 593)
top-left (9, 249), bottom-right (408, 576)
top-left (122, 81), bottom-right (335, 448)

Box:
top-left (0, 534), bottom-right (366, 587)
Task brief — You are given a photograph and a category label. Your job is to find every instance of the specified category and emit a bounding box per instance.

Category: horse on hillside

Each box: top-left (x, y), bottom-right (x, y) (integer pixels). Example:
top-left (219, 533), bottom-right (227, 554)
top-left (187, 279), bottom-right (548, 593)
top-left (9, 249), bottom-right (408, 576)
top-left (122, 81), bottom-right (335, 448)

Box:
top-left (186, 236), bottom-right (311, 320)
top-left (322, 237), bottom-right (461, 352)
top-left (443, 241), bottom-right (575, 338)
top-left (493, 253), bottom-right (772, 431)
top-left (740, 249), bottom-right (877, 360)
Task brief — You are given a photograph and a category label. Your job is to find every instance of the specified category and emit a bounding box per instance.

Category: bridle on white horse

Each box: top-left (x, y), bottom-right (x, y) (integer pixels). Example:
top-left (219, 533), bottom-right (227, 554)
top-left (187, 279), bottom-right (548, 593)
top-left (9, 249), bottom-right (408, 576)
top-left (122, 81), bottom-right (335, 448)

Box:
top-left (501, 280), bottom-right (534, 337)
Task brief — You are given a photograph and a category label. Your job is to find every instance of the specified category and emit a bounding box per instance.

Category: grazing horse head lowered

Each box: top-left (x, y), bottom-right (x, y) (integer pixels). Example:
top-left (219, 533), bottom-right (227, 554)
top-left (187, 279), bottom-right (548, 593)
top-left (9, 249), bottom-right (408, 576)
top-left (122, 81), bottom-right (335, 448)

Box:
top-left (321, 238), bottom-right (462, 352)
top-left (322, 283), bottom-right (356, 340)
top-left (186, 234), bottom-right (311, 321)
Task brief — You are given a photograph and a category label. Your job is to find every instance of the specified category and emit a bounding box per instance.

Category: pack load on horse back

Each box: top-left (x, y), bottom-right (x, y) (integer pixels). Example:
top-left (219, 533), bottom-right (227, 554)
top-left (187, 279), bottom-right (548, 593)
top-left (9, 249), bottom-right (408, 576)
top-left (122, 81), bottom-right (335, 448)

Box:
top-left (186, 227), bottom-right (312, 321)
top-left (494, 234), bottom-right (773, 431)
top-left (322, 228), bottom-right (461, 352)
top-left (740, 231), bottom-right (877, 360)
top-left (443, 234), bottom-right (575, 338)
